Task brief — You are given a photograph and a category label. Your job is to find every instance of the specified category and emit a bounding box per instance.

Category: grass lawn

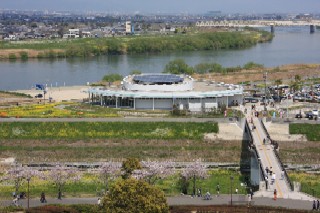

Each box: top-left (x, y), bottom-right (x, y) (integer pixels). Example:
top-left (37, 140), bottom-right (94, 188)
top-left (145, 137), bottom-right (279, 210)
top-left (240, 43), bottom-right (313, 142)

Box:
top-left (0, 122), bottom-right (218, 140)
top-left (289, 123), bottom-right (320, 141)
top-left (288, 171), bottom-right (320, 198)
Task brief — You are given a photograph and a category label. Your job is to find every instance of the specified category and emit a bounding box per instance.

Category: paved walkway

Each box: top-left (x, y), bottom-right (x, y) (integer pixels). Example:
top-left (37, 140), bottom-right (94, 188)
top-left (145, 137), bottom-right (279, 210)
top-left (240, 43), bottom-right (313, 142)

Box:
top-left (0, 195), bottom-right (315, 211)
top-left (245, 105), bottom-right (313, 201)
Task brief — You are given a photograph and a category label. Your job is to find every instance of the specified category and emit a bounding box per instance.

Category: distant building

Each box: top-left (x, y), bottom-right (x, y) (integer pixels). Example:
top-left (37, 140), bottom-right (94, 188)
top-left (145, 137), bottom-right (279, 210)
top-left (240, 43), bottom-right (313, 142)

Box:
top-left (81, 31), bottom-right (92, 38)
top-left (125, 21), bottom-right (132, 34)
top-left (86, 74), bottom-right (243, 111)
top-left (63, 29), bottom-right (80, 39)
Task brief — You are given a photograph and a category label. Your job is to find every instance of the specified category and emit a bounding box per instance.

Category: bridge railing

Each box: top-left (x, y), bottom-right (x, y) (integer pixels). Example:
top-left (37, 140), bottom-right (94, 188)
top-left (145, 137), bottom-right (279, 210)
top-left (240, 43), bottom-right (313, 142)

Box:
top-left (245, 120), bottom-right (267, 189)
top-left (259, 119), bottom-right (294, 191)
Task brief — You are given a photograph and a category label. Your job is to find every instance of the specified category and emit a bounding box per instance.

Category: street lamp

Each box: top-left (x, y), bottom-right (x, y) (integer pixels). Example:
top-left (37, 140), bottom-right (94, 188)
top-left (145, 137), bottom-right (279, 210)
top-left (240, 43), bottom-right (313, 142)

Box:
top-left (27, 177), bottom-right (31, 209)
top-left (230, 176), bottom-right (234, 206)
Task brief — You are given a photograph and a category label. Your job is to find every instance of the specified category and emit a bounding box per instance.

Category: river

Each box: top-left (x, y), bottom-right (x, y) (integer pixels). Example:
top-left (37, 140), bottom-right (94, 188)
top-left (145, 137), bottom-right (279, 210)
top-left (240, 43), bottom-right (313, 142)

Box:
top-left (1, 26), bottom-right (319, 90)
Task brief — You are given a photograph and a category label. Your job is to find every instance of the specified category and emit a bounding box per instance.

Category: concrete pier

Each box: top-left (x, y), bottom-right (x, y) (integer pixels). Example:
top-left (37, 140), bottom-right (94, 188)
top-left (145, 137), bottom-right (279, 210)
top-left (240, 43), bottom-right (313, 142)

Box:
top-left (310, 25), bottom-right (315, 34)
top-left (270, 25), bottom-right (275, 33)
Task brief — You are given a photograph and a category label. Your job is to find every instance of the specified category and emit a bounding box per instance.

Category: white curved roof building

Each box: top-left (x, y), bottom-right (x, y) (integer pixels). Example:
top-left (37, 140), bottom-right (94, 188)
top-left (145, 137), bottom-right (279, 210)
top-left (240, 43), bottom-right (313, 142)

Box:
top-left (87, 74), bottom-right (243, 111)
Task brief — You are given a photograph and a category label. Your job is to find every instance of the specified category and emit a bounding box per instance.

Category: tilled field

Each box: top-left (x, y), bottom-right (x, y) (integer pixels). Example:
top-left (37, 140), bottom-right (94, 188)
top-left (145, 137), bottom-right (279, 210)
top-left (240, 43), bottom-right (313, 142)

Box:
top-left (278, 140), bottom-right (320, 165)
top-left (0, 139), bottom-right (242, 163)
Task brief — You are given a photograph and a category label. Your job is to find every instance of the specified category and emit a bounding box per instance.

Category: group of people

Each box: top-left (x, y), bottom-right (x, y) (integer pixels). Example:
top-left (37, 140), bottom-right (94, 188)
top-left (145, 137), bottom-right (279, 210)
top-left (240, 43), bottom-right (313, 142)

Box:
top-left (12, 192), bottom-right (46, 206)
top-left (313, 200), bottom-right (320, 211)
top-left (265, 166), bottom-right (277, 186)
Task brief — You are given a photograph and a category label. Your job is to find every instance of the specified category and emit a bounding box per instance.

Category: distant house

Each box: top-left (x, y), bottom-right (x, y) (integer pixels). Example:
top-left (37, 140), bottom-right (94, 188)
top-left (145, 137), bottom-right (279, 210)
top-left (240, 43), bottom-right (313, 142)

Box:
top-left (81, 31), bottom-right (92, 38)
top-left (4, 34), bottom-right (17, 40)
top-left (63, 29), bottom-right (80, 39)
top-left (25, 32), bottom-right (35, 39)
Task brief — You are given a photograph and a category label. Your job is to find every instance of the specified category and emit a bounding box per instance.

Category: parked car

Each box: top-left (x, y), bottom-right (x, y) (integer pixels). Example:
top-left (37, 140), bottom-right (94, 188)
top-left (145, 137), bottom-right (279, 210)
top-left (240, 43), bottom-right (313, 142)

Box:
top-left (35, 93), bottom-right (43, 98)
top-left (312, 110), bottom-right (319, 117)
top-left (295, 114), bottom-right (303, 119)
top-left (305, 112), bottom-right (313, 119)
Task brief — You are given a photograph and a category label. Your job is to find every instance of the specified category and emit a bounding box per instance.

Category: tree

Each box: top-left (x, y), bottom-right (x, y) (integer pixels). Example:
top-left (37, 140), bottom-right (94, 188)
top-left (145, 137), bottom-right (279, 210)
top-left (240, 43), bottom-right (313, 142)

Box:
top-left (243, 61), bottom-right (264, 70)
top-left (294, 74), bottom-right (302, 82)
top-left (130, 70), bottom-right (142, 75)
top-left (275, 79), bottom-right (282, 87)
top-left (102, 178), bottom-right (169, 213)
top-left (163, 59), bottom-right (194, 75)
top-left (102, 74), bottom-right (123, 82)
top-left (98, 162), bottom-right (121, 192)
top-left (290, 74), bottom-right (302, 92)
top-left (133, 161), bottom-right (175, 184)
top-left (1, 164), bottom-right (40, 195)
top-left (181, 159), bottom-right (207, 196)
top-left (121, 158), bottom-right (141, 179)
top-left (275, 79), bottom-right (283, 96)
top-left (45, 164), bottom-right (81, 199)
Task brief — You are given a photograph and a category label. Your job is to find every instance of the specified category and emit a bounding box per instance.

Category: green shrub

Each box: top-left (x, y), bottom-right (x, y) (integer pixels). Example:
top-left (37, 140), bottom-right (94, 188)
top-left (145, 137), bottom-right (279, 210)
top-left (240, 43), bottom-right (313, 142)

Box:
top-left (243, 61), bottom-right (264, 70)
top-left (19, 51), bottom-right (28, 60)
top-left (8, 53), bottom-right (17, 60)
top-left (102, 74), bottom-right (123, 82)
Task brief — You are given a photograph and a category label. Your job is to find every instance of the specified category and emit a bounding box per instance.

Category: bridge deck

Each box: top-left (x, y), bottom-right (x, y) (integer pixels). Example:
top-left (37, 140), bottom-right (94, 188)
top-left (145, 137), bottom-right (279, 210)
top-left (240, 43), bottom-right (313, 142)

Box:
top-left (250, 116), bottom-right (290, 198)
top-left (244, 105), bottom-right (314, 200)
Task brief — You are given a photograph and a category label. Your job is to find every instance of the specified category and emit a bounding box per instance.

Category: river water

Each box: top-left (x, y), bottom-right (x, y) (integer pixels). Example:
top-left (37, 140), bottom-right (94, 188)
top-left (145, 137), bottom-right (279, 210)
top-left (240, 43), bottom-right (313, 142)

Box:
top-left (1, 26), bottom-right (319, 90)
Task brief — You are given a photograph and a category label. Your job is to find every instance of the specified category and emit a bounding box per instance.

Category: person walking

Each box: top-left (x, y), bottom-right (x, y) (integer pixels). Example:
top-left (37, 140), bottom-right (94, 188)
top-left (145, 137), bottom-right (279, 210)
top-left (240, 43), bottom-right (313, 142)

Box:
top-left (313, 200), bottom-right (316, 210)
top-left (273, 189), bottom-right (277, 201)
top-left (40, 192), bottom-right (46, 203)
top-left (281, 170), bottom-right (285, 180)
top-left (316, 199), bottom-right (319, 210)
top-left (216, 184), bottom-right (220, 197)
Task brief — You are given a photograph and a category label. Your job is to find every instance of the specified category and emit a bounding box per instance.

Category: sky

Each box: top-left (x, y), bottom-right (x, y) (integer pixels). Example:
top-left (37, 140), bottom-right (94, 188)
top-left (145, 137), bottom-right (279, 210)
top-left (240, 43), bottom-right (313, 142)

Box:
top-left (1, 0), bottom-right (320, 14)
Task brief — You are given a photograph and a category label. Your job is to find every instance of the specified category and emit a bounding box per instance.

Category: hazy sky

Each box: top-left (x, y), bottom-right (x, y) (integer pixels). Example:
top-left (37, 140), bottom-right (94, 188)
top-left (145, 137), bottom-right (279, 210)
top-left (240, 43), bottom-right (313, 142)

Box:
top-left (1, 0), bottom-right (320, 14)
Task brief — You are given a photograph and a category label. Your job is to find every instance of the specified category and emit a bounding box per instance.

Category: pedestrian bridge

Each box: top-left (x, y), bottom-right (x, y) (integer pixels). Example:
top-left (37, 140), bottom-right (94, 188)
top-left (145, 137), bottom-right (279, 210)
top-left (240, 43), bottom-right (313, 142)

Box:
top-left (244, 116), bottom-right (313, 200)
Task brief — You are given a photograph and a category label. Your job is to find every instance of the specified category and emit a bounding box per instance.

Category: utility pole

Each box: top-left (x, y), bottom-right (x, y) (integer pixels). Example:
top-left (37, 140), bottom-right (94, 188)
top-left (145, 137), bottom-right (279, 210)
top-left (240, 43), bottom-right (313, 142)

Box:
top-left (263, 72), bottom-right (268, 112)
top-left (230, 176), bottom-right (234, 206)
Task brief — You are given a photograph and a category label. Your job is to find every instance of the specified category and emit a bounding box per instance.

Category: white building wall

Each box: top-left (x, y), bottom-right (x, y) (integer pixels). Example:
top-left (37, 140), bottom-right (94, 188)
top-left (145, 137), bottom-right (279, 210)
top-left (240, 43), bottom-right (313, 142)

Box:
top-left (154, 99), bottom-right (172, 109)
top-left (135, 99), bottom-right (153, 109)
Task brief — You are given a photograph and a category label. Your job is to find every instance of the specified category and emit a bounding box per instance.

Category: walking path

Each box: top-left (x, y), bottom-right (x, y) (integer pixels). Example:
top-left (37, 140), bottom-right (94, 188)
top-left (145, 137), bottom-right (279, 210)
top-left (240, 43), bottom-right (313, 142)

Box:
top-left (0, 195), bottom-right (315, 211)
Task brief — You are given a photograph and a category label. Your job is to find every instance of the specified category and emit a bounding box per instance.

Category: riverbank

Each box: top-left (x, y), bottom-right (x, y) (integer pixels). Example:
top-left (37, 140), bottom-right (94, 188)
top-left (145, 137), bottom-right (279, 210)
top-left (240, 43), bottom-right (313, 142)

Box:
top-left (195, 64), bottom-right (320, 84)
top-left (0, 31), bottom-right (272, 59)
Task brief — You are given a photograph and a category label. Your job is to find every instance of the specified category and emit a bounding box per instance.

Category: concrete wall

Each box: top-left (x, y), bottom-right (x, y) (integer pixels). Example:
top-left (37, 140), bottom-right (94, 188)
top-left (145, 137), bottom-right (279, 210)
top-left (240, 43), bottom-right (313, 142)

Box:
top-left (123, 80), bottom-right (193, 92)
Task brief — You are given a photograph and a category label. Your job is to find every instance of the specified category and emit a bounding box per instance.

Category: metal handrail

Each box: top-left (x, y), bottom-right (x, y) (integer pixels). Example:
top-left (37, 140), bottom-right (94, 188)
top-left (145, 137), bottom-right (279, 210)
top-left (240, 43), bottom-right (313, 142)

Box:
top-left (245, 120), bottom-right (267, 188)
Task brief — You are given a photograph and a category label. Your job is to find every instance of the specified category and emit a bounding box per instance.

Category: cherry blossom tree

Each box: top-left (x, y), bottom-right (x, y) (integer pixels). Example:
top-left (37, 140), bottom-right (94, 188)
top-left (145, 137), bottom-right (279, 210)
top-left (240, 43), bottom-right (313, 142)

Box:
top-left (1, 164), bottom-right (40, 196)
top-left (133, 160), bottom-right (175, 184)
top-left (181, 159), bottom-right (207, 196)
top-left (98, 162), bottom-right (121, 192)
top-left (45, 164), bottom-right (81, 199)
